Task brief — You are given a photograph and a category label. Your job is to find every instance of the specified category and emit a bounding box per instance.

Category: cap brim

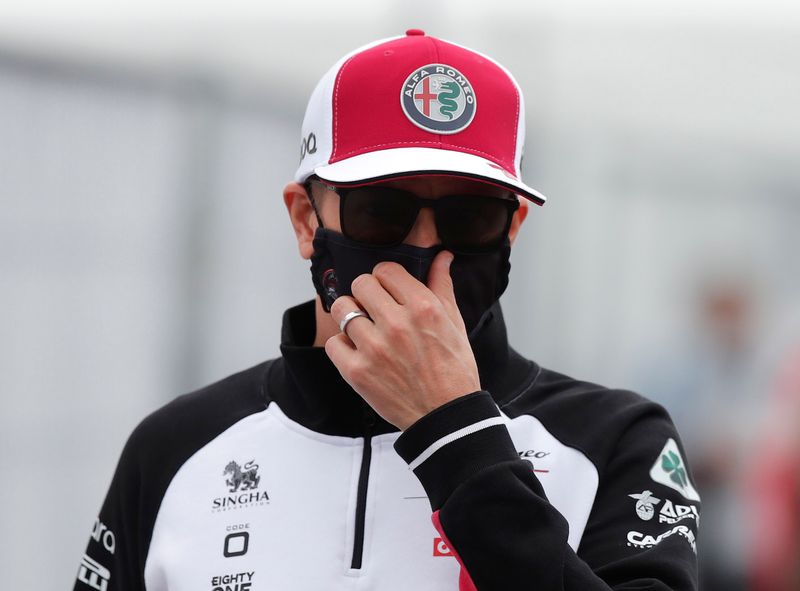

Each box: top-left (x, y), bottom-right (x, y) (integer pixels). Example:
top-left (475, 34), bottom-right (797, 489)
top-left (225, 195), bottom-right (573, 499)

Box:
top-left (312, 147), bottom-right (546, 205)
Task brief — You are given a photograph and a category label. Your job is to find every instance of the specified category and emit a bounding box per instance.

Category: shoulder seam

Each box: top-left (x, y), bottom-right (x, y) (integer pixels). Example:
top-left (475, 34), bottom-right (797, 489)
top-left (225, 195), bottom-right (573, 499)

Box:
top-left (498, 359), bottom-right (542, 408)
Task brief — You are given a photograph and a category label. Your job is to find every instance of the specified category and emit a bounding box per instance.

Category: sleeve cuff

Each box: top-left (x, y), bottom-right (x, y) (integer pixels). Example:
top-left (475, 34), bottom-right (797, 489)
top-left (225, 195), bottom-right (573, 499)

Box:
top-left (394, 391), bottom-right (520, 510)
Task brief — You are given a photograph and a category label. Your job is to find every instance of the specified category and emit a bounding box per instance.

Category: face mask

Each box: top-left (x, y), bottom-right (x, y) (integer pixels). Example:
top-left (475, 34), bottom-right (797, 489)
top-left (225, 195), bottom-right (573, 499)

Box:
top-left (309, 228), bottom-right (511, 333)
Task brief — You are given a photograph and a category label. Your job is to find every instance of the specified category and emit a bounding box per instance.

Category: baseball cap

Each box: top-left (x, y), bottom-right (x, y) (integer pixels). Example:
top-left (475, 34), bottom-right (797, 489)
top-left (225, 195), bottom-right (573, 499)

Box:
top-left (294, 29), bottom-right (546, 205)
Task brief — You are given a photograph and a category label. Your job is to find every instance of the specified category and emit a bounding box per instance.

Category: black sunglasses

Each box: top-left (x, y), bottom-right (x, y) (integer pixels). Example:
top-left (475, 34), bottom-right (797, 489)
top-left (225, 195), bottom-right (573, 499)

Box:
top-left (305, 179), bottom-right (519, 253)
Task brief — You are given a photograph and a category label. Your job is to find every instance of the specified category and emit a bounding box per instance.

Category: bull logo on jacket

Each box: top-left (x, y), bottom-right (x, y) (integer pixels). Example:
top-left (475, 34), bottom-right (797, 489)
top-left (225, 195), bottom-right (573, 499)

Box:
top-left (224, 460), bottom-right (261, 493)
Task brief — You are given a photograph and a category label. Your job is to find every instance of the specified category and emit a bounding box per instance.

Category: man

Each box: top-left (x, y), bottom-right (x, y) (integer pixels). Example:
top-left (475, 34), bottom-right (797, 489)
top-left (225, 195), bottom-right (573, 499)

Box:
top-left (75, 31), bottom-right (700, 590)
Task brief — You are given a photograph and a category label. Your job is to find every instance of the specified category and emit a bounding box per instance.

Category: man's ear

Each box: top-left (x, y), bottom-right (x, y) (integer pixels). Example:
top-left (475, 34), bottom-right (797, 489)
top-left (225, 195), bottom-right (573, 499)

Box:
top-left (283, 182), bottom-right (318, 260)
top-left (508, 197), bottom-right (529, 247)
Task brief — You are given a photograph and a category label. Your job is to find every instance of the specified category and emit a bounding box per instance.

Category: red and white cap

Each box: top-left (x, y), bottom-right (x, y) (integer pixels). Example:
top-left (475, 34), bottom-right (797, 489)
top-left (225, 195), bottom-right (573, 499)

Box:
top-left (295, 29), bottom-right (546, 205)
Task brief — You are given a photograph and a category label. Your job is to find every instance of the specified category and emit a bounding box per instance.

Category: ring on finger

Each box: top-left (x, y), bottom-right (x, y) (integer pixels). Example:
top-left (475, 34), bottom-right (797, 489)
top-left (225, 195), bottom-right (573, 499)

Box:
top-left (339, 309), bottom-right (372, 336)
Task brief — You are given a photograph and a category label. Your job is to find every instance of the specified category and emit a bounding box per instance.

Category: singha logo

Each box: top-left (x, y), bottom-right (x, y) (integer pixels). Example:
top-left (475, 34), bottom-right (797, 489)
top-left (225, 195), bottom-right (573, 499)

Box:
top-left (224, 460), bottom-right (261, 493)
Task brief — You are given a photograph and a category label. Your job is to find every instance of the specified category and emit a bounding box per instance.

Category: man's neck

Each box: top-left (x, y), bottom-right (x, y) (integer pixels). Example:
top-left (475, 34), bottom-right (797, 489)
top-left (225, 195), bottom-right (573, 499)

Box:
top-left (313, 296), bottom-right (340, 347)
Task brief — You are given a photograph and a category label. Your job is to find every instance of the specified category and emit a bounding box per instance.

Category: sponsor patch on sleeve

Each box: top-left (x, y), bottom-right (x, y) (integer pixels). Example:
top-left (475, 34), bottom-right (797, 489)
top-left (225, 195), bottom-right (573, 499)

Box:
top-left (649, 438), bottom-right (700, 501)
top-left (629, 490), bottom-right (700, 525)
top-left (77, 554), bottom-right (111, 590)
top-left (627, 524), bottom-right (697, 554)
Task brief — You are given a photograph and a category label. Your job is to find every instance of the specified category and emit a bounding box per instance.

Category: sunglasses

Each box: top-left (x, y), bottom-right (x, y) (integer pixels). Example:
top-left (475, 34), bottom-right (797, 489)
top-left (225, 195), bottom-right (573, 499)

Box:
top-left (305, 179), bottom-right (519, 253)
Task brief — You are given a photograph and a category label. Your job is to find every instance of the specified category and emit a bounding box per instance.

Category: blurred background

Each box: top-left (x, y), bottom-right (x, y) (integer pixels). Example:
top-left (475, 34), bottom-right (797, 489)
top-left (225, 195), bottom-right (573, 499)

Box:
top-left (1, 0), bottom-right (799, 588)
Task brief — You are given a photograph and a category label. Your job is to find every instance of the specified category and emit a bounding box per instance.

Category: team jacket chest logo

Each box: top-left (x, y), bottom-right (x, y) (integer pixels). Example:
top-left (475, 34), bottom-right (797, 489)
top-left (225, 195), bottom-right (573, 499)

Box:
top-left (212, 459), bottom-right (269, 512)
top-left (517, 448), bottom-right (551, 474)
top-left (401, 64), bottom-right (476, 134)
top-left (225, 460), bottom-right (260, 493)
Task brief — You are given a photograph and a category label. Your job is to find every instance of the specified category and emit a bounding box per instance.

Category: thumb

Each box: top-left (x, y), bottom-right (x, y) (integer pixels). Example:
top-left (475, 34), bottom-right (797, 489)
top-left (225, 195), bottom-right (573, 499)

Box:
top-left (427, 250), bottom-right (463, 328)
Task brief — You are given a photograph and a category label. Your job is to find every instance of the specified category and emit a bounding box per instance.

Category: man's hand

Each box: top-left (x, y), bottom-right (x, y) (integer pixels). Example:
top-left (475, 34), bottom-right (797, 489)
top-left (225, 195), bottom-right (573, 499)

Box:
top-left (325, 250), bottom-right (481, 430)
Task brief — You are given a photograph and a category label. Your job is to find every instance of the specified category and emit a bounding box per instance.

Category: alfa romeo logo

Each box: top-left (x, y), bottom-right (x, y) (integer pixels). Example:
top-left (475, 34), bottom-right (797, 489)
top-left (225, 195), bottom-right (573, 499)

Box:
top-left (401, 63), bottom-right (476, 134)
top-left (661, 450), bottom-right (688, 489)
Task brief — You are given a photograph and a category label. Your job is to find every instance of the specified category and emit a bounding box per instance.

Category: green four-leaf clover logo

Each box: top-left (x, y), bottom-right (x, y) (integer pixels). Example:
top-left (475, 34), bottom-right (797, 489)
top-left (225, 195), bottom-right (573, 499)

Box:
top-left (661, 451), bottom-right (688, 488)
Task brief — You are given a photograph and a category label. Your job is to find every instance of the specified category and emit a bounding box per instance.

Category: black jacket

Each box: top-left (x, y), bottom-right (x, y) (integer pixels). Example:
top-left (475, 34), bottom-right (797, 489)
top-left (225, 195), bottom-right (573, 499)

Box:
top-left (74, 300), bottom-right (699, 590)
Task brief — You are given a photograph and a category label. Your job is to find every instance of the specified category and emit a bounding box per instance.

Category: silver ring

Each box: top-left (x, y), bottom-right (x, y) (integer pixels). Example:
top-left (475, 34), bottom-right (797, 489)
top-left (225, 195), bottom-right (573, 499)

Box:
top-left (339, 310), bottom-right (371, 335)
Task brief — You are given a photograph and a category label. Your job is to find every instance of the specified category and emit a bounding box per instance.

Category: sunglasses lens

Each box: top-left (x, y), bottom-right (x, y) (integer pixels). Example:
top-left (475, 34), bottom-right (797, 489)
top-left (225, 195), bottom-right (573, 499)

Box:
top-left (437, 196), bottom-right (516, 252)
top-left (338, 184), bottom-right (516, 250)
top-left (341, 187), bottom-right (418, 246)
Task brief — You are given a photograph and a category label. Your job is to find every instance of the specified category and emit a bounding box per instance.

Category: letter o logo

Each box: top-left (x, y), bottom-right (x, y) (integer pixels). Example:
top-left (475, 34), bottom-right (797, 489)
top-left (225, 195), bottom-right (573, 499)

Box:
top-left (223, 531), bottom-right (250, 558)
top-left (300, 132), bottom-right (317, 160)
top-left (103, 530), bottom-right (116, 554)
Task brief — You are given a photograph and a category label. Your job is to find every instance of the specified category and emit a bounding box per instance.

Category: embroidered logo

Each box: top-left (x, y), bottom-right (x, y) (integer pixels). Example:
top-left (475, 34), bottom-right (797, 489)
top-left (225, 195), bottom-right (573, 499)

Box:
top-left (433, 537), bottom-right (453, 557)
top-left (628, 490), bottom-right (661, 521)
top-left (662, 451), bottom-right (688, 488)
top-left (649, 439), bottom-right (701, 501)
top-left (627, 525), bottom-right (697, 554)
top-left (77, 554), bottom-right (111, 591)
top-left (224, 460), bottom-right (261, 493)
top-left (517, 448), bottom-right (551, 474)
top-left (90, 518), bottom-right (116, 554)
top-left (401, 64), bottom-right (476, 134)
top-left (210, 571), bottom-right (255, 590)
top-left (659, 499), bottom-right (700, 525)
top-left (212, 459), bottom-right (270, 512)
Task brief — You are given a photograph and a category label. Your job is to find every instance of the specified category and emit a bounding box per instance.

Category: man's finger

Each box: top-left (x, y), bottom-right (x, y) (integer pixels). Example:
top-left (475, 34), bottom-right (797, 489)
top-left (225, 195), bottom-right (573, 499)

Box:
top-left (426, 250), bottom-right (463, 328)
top-left (371, 261), bottom-right (425, 305)
top-left (329, 295), bottom-right (360, 325)
top-left (324, 332), bottom-right (356, 368)
top-left (329, 295), bottom-right (374, 344)
top-left (350, 273), bottom-right (399, 323)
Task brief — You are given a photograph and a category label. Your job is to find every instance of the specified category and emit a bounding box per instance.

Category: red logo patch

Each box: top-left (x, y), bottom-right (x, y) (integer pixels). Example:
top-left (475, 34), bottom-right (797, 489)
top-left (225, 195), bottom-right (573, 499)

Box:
top-left (433, 537), bottom-right (453, 557)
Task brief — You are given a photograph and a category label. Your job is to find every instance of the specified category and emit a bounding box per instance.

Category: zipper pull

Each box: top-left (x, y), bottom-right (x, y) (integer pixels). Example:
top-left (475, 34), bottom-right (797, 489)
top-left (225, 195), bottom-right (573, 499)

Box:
top-left (362, 405), bottom-right (377, 437)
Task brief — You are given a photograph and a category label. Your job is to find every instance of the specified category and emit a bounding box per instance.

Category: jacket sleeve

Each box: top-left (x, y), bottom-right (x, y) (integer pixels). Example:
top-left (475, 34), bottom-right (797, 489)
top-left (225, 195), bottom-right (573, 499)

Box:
top-left (73, 421), bottom-right (152, 591)
top-left (394, 391), bottom-right (700, 591)
top-left (73, 365), bottom-right (273, 591)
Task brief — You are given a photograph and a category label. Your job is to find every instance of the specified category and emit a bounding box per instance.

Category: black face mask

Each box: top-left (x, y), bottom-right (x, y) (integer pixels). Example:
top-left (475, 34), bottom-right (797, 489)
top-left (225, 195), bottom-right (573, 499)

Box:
top-left (309, 228), bottom-right (511, 333)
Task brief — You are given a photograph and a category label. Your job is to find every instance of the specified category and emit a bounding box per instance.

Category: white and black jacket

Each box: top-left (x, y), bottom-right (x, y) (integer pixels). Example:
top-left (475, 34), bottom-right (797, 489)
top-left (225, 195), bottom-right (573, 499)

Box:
top-left (74, 300), bottom-right (700, 591)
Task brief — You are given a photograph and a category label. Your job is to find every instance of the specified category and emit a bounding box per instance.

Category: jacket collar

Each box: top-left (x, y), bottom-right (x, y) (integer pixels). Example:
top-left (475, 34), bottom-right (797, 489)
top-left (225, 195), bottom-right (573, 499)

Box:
top-left (266, 299), bottom-right (536, 437)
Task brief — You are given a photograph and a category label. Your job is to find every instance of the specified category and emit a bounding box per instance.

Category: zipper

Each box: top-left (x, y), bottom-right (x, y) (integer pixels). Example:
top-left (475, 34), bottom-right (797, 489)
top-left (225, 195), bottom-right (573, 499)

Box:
top-left (350, 407), bottom-right (376, 570)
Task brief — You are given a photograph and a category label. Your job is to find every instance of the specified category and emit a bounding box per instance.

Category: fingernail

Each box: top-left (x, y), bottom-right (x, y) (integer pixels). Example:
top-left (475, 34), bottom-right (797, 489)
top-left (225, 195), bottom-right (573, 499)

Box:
top-left (445, 252), bottom-right (454, 267)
